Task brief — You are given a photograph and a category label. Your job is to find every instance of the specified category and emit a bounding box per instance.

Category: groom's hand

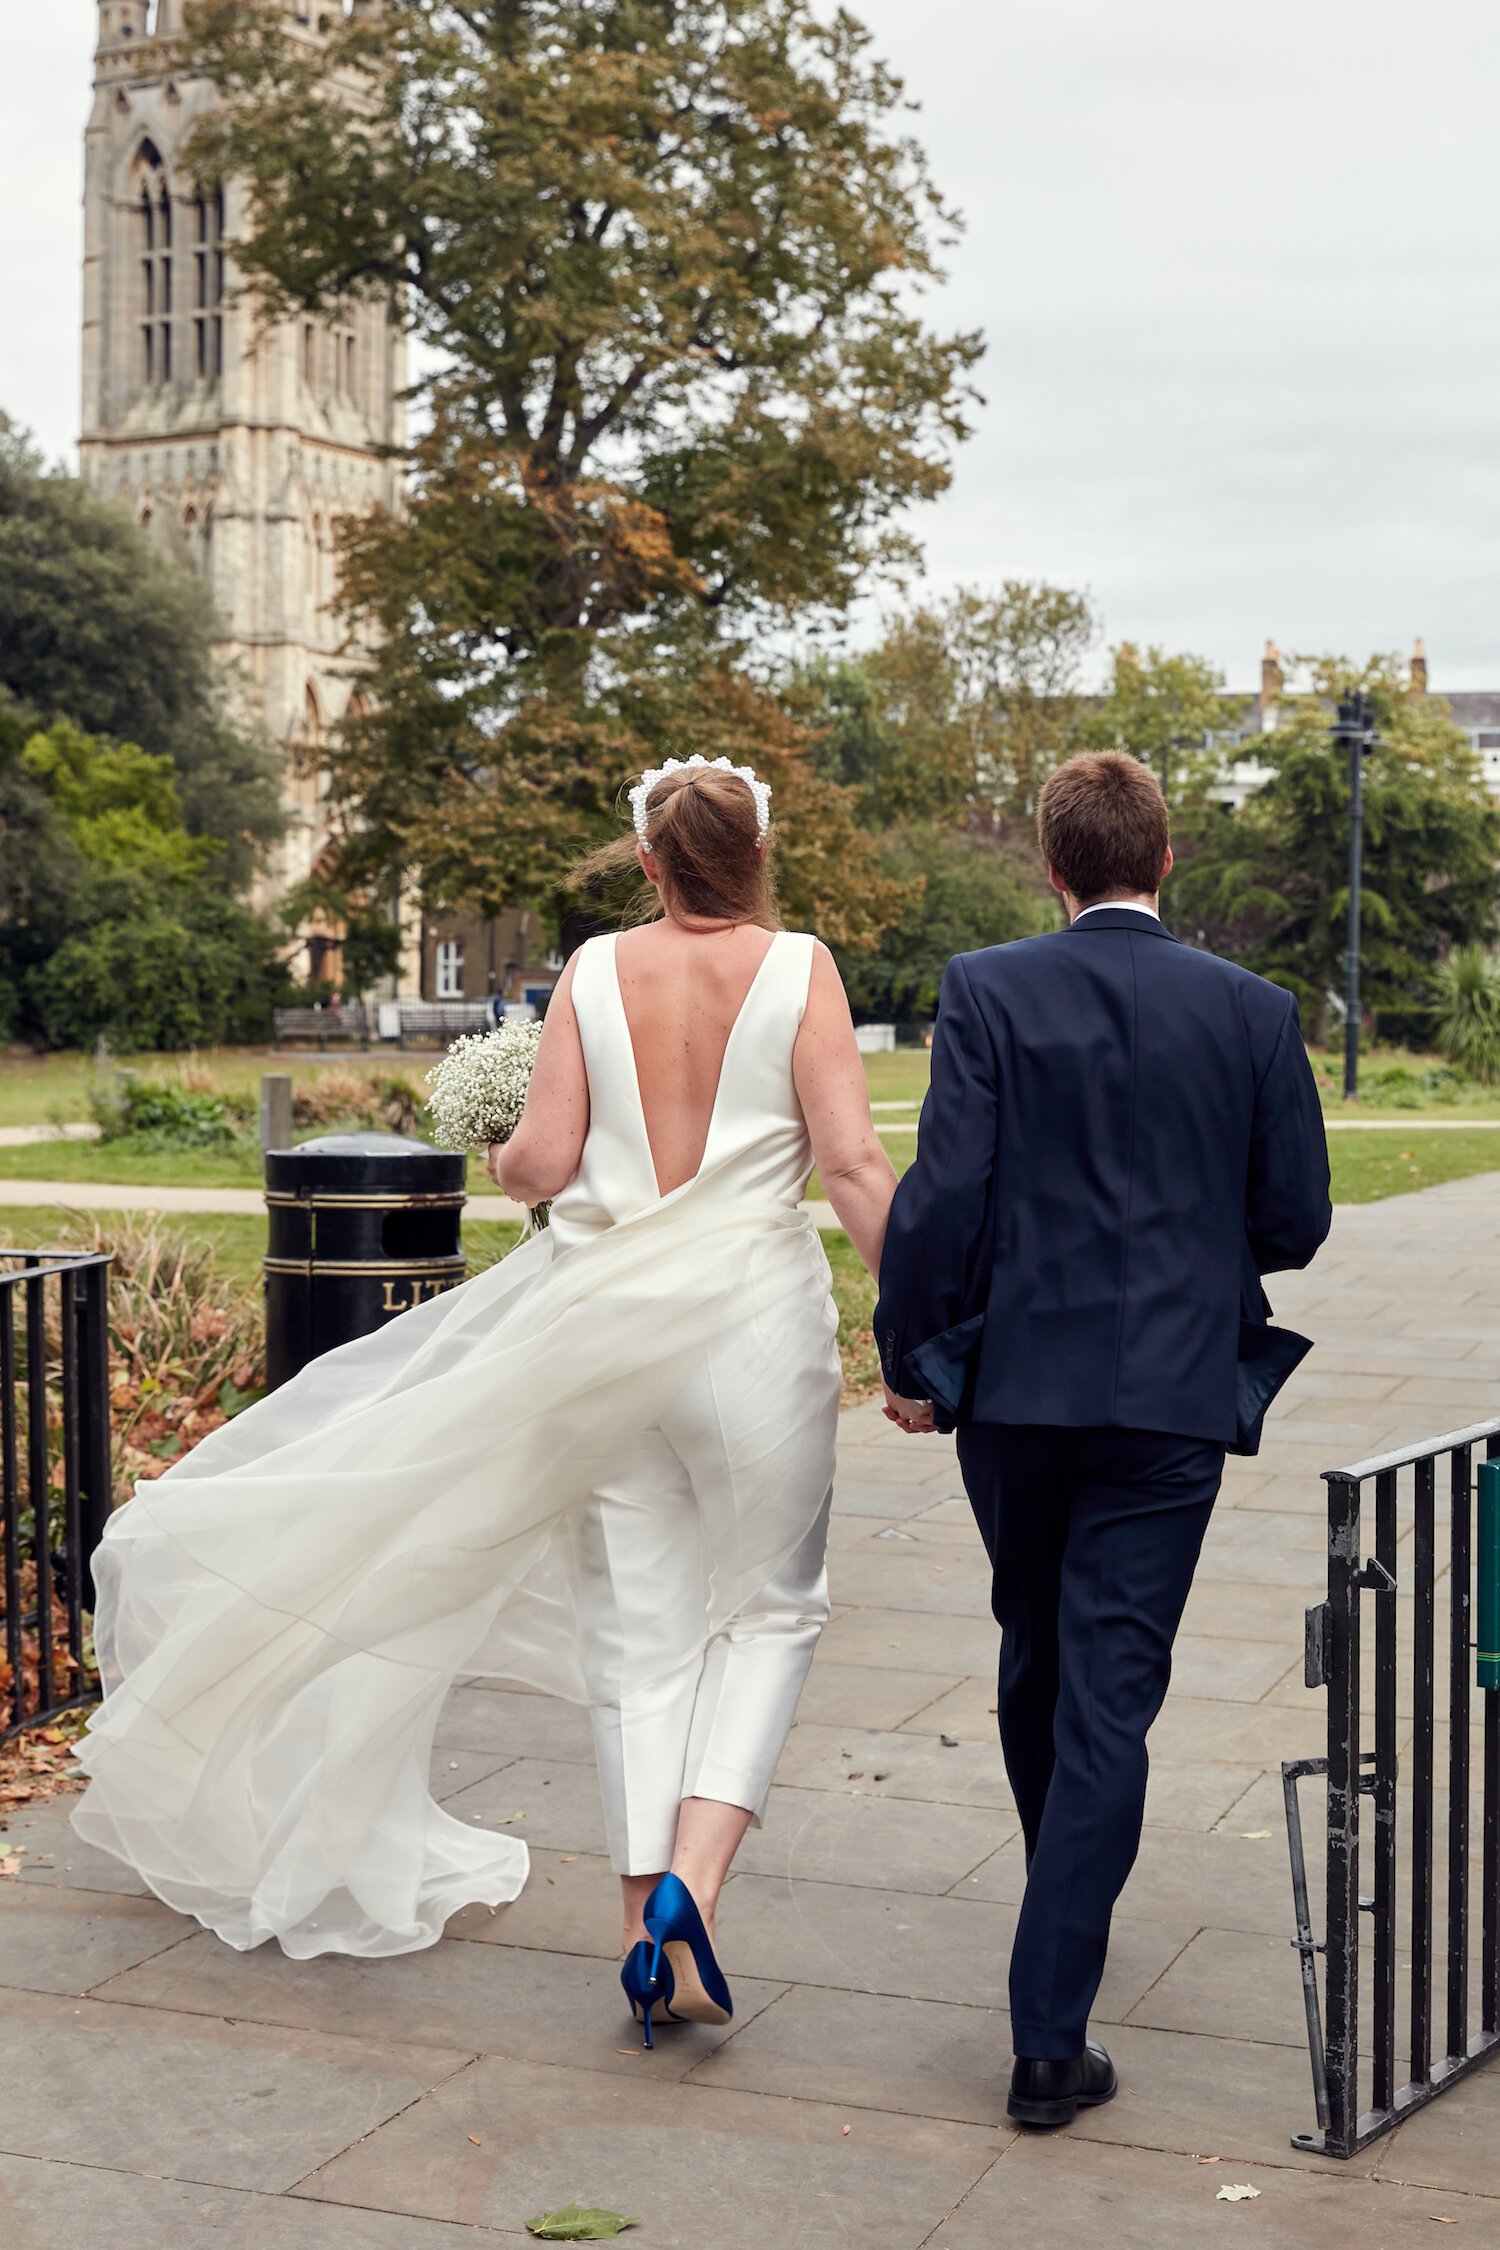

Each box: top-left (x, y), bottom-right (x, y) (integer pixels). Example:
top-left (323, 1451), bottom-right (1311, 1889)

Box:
top-left (882, 1382), bottom-right (937, 1434)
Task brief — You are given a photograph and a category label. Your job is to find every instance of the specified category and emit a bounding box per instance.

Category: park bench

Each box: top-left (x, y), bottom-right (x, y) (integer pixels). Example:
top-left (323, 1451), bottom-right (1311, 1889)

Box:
top-left (386, 1001), bottom-right (499, 1048)
top-left (272, 1004), bottom-right (372, 1051)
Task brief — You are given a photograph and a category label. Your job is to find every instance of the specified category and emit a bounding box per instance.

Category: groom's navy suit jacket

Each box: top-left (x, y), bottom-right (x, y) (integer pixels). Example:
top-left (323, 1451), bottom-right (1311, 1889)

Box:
top-left (875, 909), bottom-right (1333, 1448)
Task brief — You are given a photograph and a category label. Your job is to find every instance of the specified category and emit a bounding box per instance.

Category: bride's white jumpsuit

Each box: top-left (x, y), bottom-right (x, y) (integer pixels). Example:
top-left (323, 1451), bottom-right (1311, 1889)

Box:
top-left (73, 930), bottom-right (841, 1950)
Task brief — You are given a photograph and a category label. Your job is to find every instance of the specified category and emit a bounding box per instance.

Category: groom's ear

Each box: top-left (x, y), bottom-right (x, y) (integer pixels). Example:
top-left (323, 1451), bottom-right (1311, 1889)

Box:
top-left (1160, 844), bottom-right (1174, 884)
top-left (1046, 865), bottom-right (1068, 899)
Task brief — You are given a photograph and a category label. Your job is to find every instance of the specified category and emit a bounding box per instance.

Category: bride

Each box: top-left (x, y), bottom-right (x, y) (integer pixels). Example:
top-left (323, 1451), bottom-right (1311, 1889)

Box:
top-left (73, 752), bottom-right (913, 2045)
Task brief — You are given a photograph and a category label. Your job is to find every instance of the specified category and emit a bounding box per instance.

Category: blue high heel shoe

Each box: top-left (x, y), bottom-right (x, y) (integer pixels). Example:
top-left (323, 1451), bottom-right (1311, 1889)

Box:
top-left (641, 1873), bottom-right (733, 2032)
top-left (620, 1940), bottom-right (678, 2050)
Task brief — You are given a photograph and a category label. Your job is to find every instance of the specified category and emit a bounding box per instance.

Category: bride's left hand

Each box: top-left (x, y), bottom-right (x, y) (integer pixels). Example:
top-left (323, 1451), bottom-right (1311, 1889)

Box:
top-left (882, 1383), bottom-right (937, 1434)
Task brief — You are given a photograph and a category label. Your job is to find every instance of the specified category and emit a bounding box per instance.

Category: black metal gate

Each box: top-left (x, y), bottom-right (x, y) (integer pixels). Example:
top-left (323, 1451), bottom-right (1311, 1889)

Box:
top-left (0, 1249), bottom-right (113, 1737)
top-left (1285, 1416), bottom-right (1500, 2157)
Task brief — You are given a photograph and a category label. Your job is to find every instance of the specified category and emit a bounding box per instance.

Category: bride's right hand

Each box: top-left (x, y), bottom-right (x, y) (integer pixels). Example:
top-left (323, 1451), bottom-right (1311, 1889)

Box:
top-left (486, 1141), bottom-right (505, 1190)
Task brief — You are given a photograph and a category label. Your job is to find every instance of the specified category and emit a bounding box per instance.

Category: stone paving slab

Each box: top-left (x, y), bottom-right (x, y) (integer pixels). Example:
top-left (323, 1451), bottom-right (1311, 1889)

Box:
top-left (926, 2136), bottom-right (1485, 2248)
top-left (0, 2157), bottom-right (498, 2250)
top-left (7, 1171), bottom-right (1500, 2237)
top-left (0, 1986), bottom-right (472, 2193)
top-left (711, 1871), bottom-right (1197, 2022)
top-left (293, 2053), bottom-right (1004, 2248)
top-left (0, 1881), bottom-right (189, 1995)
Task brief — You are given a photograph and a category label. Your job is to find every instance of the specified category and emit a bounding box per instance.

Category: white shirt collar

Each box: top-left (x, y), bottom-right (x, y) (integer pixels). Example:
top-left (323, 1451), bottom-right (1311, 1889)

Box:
top-left (1072, 901), bottom-right (1161, 923)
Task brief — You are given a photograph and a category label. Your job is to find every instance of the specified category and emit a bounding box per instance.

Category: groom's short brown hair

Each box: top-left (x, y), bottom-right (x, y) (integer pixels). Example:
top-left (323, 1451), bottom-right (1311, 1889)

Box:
top-left (1038, 752), bottom-right (1170, 904)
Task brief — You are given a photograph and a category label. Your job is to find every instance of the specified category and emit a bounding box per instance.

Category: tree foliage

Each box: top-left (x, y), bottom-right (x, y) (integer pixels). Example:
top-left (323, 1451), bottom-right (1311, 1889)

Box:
top-left (1171, 657), bottom-right (1500, 1040)
top-left (836, 823), bottom-right (1046, 1022)
top-left (793, 579), bottom-right (1098, 835)
top-left (0, 415), bottom-right (282, 883)
top-left (179, 0), bottom-right (982, 942)
top-left (1, 718), bottom-right (287, 1051)
top-left (1083, 641), bottom-right (1242, 791)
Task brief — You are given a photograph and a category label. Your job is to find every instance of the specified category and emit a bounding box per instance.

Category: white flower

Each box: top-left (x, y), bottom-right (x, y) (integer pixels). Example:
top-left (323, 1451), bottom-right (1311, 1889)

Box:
top-left (424, 1022), bottom-right (543, 1153)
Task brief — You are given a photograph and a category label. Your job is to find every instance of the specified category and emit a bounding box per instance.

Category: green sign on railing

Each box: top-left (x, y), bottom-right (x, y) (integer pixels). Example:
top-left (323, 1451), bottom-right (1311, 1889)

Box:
top-left (1479, 1459), bottom-right (1500, 1692)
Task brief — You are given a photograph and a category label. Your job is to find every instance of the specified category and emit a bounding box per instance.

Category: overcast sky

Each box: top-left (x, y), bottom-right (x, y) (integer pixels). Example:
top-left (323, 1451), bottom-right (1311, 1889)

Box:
top-left (6, 2), bottom-right (1500, 687)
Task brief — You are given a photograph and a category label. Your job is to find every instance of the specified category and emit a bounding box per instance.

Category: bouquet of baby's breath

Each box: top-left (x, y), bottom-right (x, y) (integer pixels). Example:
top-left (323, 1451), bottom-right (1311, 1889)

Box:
top-left (425, 1027), bottom-right (547, 1224)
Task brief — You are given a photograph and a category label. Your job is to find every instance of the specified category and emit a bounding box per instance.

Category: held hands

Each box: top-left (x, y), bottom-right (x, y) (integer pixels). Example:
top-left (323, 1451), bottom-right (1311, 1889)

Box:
top-left (882, 1382), bottom-right (937, 1435)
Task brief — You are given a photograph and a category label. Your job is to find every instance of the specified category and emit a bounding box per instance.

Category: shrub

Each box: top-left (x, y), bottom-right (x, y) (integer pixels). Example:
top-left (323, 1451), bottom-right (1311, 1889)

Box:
top-left (1431, 947), bottom-right (1500, 1085)
top-left (90, 1074), bottom-right (246, 1147)
top-left (29, 886), bottom-right (290, 1052)
top-left (1361, 1063), bottom-right (1469, 1109)
top-left (82, 1216), bottom-right (264, 1502)
top-left (292, 1070), bottom-right (425, 1136)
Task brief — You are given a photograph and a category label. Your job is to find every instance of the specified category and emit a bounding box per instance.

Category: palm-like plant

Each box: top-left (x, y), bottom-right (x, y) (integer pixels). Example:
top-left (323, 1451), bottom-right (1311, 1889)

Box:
top-left (1431, 946), bottom-right (1500, 1083)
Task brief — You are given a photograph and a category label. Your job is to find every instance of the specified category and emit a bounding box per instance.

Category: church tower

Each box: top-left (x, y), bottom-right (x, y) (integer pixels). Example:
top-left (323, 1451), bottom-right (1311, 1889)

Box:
top-left (80, 2), bottom-right (406, 941)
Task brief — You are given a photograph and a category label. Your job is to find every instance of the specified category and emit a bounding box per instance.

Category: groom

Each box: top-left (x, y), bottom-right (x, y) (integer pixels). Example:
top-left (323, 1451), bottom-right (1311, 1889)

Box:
top-left (875, 751), bottom-right (1331, 2127)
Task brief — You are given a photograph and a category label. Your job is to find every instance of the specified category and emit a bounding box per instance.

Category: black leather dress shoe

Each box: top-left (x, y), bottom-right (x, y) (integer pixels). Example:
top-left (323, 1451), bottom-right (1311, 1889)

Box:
top-left (1007, 2043), bottom-right (1118, 2127)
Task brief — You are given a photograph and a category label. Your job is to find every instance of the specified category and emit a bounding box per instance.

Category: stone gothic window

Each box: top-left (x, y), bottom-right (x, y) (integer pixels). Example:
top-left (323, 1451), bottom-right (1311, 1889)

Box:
top-left (134, 142), bottom-right (175, 391)
top-left (191, 185), bottom-right (225, 384)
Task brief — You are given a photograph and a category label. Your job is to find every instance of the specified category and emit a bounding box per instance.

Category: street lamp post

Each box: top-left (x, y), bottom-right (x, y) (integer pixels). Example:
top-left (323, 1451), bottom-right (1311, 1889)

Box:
top-left (1335, 693), bottom-right (1375, 1102)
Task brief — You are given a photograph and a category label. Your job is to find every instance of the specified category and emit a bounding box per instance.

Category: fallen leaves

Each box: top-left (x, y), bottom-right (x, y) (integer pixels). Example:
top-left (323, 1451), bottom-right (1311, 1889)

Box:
top-left (1216, 2184), bottom-right (1261, 2203)
top-left (1, 1714), bottom-right (89, 1819)
top-left (525, 2207), bottom-right (637, 2241)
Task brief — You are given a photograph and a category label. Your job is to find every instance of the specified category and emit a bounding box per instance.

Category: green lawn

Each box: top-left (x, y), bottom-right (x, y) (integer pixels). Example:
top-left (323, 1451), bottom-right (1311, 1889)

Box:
top-left (1325, 1131), bottom-right (1500, 1204)
top-left (859, 1048), bottom-right (931, 1105)
top-left (0, 1046), bottom-right (451, 1131)
top-left (0, 1141), bottom-right (266, 1187)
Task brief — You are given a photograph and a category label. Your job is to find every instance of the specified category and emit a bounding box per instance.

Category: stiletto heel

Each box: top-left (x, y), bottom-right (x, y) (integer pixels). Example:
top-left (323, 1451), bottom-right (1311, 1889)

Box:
top-left (620, 1938), bottom-right (679, 2049)
top-left (641, 1873), bottom-right (733, 2029)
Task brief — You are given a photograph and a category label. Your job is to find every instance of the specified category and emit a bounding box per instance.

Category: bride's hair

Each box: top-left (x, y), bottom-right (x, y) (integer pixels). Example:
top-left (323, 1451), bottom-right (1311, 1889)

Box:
top-left (572, 765), bottom-right (781, 928)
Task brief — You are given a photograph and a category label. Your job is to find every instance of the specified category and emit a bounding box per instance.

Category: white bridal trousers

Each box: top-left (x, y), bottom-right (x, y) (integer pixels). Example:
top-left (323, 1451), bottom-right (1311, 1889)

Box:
top-left (574, 1354), bottom-right (833, 1873)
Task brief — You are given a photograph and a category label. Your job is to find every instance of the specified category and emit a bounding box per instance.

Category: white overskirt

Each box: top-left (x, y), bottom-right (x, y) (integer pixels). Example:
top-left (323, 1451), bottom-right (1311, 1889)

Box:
top-left (72, 1189), bottom-right (838, 1957)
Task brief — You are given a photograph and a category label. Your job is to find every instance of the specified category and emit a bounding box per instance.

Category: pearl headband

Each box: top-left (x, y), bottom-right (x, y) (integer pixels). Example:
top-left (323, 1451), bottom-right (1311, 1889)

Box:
top-left (629, 754), bottom-right (772, 846)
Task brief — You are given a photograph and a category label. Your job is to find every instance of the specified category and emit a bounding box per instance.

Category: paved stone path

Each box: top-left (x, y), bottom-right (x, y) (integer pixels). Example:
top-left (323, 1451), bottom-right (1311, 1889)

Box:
top-left (4, 1174), bottom-right (1500, 2245)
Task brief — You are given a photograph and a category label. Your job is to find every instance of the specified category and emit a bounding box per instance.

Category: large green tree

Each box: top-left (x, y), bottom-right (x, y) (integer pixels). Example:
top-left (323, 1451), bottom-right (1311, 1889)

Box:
top-left (0, 417), bottom-right (282, 884)
top-left (179, 0), bottom-right (982, 943)
top-left (1171, 657), bottom-right (1500, 1041)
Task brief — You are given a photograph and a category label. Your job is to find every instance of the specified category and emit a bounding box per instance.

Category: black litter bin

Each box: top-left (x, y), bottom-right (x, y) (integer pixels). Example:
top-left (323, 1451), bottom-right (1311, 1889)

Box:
top-left (263, 1131), bottom-right (467, 1389)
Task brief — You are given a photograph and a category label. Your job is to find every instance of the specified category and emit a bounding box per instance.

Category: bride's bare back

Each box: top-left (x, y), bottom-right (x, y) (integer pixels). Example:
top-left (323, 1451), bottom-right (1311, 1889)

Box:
top-left (614, 921), bottom-right (777, 1196)
top-left (494, 755), bottom-right (895, 1275)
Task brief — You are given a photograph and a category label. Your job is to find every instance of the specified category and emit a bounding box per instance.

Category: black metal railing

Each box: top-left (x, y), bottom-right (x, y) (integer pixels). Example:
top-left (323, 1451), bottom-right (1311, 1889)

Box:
top-left (1285, 1416), bottom-right (1500, 2157)
top-left (0, 1250), bottom-right (113, 1737)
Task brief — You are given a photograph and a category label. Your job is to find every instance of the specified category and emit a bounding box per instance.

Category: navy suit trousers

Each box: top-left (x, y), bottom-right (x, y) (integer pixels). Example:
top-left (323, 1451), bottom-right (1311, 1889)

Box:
top-left (956, 1422), bottom-right (1225, 2058)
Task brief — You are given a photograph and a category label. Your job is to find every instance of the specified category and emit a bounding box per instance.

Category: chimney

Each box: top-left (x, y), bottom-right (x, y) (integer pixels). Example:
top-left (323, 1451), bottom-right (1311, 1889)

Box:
top-left (1411, 638), bottom-right (1428, 697)
top-left (1259, 639), bottom-right (1283, 714)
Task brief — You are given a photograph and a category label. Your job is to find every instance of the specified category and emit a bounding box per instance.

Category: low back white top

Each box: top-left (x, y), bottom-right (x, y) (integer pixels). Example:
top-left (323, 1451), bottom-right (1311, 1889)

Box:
top-left (549, 929), bottom-right (818, 1248)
